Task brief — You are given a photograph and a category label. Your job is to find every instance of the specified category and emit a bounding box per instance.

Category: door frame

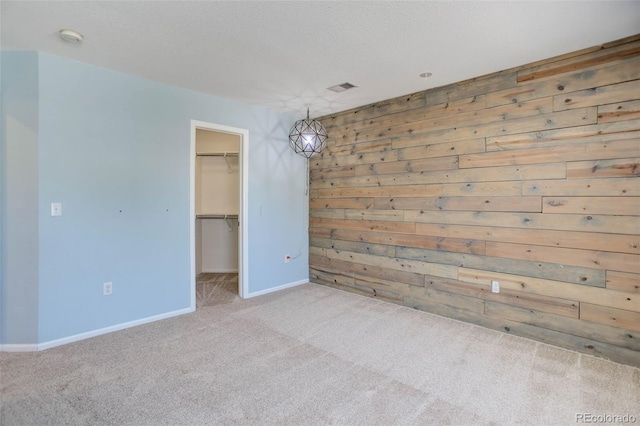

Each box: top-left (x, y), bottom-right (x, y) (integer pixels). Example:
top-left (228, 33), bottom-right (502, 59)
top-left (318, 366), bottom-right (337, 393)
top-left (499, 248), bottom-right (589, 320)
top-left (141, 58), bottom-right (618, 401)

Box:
top-left (190, 120), bottom-right (249, 306)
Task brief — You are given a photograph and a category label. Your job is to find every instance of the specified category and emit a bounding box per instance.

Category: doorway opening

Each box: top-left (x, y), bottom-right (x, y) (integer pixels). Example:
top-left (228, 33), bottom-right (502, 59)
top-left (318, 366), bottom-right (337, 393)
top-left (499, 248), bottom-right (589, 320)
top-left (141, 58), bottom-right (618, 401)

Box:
top-left (190, 121), bottom-right (248, 308)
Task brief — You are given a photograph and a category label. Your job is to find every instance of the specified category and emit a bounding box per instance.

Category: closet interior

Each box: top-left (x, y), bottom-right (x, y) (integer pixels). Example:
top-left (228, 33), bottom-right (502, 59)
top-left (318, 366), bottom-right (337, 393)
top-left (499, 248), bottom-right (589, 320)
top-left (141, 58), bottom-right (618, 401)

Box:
top-left (195, 129), bottom-right (240, 307)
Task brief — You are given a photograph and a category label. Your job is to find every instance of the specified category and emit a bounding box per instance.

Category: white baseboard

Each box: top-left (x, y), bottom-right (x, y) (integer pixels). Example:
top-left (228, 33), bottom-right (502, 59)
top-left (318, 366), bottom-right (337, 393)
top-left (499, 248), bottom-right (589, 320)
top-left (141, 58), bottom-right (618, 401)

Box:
top-left (201, 268), bottom-right (239, 273)
top-left (246, 278), bottom-right (309, 298)
top-left (1, 307), bottom-right (195, 352)
top-left (0, 343), bottom-right (40, 352)
top-left (2, 280), bottom-right (308, 351)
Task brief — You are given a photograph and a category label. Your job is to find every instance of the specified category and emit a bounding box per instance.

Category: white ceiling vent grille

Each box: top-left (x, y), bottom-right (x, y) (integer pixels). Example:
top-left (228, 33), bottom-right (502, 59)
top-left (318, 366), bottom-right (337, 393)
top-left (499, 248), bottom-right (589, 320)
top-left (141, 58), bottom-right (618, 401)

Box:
top-left (327, 82), bottom-right (357, 93)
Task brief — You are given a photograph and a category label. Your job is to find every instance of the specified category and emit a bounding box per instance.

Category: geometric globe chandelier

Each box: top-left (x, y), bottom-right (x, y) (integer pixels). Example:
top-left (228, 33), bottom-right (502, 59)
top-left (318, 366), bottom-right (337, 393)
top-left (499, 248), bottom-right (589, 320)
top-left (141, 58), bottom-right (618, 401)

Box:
top-left (288, 107), bottom-right (328, 159)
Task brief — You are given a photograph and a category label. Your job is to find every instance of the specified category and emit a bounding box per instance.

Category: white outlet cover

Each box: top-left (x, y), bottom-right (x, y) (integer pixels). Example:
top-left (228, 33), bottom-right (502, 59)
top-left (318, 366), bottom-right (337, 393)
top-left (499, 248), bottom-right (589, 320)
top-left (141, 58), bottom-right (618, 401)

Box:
top-left (51, 202), bottom-right (62, 216)
top-left (491, 280), bottom-right (500, 293)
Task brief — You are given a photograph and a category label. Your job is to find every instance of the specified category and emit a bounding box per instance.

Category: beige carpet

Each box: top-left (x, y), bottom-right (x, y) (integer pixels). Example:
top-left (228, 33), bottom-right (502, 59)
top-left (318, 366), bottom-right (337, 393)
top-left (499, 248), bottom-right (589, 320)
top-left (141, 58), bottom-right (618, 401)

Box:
top-left (196, 273), bottom-right (239, 308)
top-left (1, 283), bottom-right (638, 425)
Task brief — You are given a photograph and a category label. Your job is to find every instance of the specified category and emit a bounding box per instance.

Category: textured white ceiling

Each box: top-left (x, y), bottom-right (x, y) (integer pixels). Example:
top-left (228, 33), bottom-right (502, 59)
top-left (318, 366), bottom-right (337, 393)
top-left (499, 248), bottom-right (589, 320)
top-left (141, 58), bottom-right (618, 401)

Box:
top-left (1, 1), bottom-right (639, 117)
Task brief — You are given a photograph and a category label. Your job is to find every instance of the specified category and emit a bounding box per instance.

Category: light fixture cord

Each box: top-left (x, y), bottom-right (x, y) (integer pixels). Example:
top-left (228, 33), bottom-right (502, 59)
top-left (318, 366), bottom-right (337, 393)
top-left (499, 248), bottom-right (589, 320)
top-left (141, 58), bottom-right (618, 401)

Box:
top-left (305, 158), bottom-right (309, 196)
top-left (289, 157), bottom-right (309, 262)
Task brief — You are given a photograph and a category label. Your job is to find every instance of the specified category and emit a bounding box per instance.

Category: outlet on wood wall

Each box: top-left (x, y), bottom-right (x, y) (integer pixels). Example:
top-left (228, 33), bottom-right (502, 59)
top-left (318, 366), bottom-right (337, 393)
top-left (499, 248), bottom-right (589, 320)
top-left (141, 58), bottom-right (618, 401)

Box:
top-left (308, 35), bottom-right (640, 367)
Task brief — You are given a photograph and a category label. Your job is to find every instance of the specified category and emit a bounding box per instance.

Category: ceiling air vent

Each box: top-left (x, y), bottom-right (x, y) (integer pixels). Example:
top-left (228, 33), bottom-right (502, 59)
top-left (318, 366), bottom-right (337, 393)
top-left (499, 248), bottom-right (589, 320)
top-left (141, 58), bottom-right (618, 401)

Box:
top-left (327, 82), bottom-right (357, 93)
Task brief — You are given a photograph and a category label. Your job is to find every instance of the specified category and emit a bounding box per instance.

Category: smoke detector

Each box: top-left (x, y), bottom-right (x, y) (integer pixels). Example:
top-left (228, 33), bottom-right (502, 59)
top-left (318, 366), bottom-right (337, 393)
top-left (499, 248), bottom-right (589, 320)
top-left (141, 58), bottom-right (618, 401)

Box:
top-left (59, 29), bottom-right (83, 43)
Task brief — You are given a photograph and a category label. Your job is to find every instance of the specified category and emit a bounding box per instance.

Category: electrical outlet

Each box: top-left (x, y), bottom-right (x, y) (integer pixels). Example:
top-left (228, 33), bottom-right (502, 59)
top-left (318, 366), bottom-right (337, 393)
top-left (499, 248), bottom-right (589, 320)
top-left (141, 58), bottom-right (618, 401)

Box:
top-left (103, 282), bottom-right (113, 295)
top-left (491, 280), bottom-right (500, 293)
top-left (285, 255), bottom-right (291, 263)
top-left (51, 202), bottom-right (62, 216)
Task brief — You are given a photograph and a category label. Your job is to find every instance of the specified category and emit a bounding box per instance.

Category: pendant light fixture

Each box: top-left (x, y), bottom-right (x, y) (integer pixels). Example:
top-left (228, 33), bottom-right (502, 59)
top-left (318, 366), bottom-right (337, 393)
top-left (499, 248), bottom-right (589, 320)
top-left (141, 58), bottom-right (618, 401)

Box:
top-left (288, 107), bottom-right (328, 159)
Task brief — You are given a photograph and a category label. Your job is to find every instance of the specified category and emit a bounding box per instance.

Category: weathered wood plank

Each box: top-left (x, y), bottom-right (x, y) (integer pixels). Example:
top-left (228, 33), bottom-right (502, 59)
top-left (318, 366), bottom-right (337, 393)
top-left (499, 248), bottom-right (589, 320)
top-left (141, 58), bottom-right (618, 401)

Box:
top-left (344, 209), bottom-right (404, 222)
top-left (326, 227), bottom-right (486, 255)
top-left (309, 208), bottom-right (346, 219)
top-left (486, 56), bottom-right (640, 107)
top-left (317, 184), bottom-right (443, 199)
top-left (598, 100), bottom-right (640, 123)
top-left (390, 108), bottom-right (597, 149)
top-left (580, 303), bottom-right (640, 332)
top-left (338, 97), bottom-right (553, 147)
top-left (523, 177), bottom-right (640, 196)
top-left (318, 139), bottom-right (392, 156)
top-left (460, 139), bottom-right (639, 168)
top-left (353, 156), bottom-right (459, 176)
top-left (318, 92), bottom-right (426, 130)
top-left (404, 284), bottom-right (486, 314)
top-left (485, 241), bottom-right (640, 274)
top-left (309, 197), bottom-right (375, 210)
top-left (441, 181), bottom-right (523, 197)
top-left (517, 42), bottom-right (640, 83)
top-left (484, 301), bottom-right (640, 351)
top-left (426, 71), bottom-right (519, 106)
top-left (309, 218), bottom-right (416, 233)
top-left (406, 210), bottom-right (638, 235)
top-left (373, 196), bottom-right (541, 213)
top-left (415, 222), bottom-right (639, 255)
top-left (326, 248), bottom-right (457, 279)
top-left (313, 163), bottom-right (566, 189)
top-left (310, 254), bottom-right (425, 287)
top-left (459, 267), bottom-right (639, 312)
top-left (566, 157), bottom-right (640, 179)
top-left (311, 237), bottom-right (396, 258)
top-left (396, 246), bottom-right (605, 287)
top-left (309, 165), bottom-right (355, 180)
top-left (309, 209), bottom-right (404, 222)
top-left (542, 196), bottom-right (640, 215)
top-left (309, 246), bottom-right (326, 257)
top-left (314, 148), bottom-right (399, 168)
top-left (395, 139), bottom-right (485, 159)
top-left (606, 271), bottom-right (640, 294)
top-left (352, 274), bottom-right (415, 304)
top-left (309, 227), bottom-right (333, 239)
top-left (424, 275), bottom-right (579, 318)
top-left (309, 267), bottom-right (355, 287)
top-left (327, 95), bottom-right (487, 137)
top-left (554, 79), bottom-right (640, 111)
top-left (315, 140), bottom-right (395, 168)
top-left (309, 264), bottom-right (399, 301)
top-left (313, 181), bottom-right (522, 199)
top-left (602, 34), bottom-right (640, 49)
top-left (316, 280), bottom-right (377, 300)
top-left (486, 120), bottom-right (640, 151)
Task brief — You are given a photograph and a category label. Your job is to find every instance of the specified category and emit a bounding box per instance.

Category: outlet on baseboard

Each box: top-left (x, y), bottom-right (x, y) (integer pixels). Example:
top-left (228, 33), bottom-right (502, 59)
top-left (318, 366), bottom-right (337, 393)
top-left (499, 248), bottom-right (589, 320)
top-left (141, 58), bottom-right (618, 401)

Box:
top-left (491, 280), bottom-right (500, 293)
top-left (103, 282), bottom-right (113, 295)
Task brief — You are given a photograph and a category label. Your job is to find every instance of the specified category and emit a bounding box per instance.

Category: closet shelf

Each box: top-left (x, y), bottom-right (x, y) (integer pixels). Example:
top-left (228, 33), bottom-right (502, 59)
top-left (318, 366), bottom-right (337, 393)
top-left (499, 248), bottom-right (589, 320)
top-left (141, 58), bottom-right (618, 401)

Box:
top-left (196, 214), bottom-right (238, 219)
top-left (196, 152), bottom-right (239, 157)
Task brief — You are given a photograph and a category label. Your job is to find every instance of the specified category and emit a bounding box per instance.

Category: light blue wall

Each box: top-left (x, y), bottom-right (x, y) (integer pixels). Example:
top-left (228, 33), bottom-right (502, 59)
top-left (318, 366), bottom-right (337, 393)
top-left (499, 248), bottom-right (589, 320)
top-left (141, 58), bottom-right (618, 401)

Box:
top-left (1, 51), bottom-right (309, 344)
top-left (1, 51), bottom-right (40, 344)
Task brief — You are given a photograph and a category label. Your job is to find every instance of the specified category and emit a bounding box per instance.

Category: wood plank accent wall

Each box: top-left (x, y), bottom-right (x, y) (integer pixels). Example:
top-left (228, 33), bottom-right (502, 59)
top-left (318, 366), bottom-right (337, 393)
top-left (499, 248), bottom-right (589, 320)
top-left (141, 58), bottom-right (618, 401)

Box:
top-left (308, 35), bottom-right (640, 367)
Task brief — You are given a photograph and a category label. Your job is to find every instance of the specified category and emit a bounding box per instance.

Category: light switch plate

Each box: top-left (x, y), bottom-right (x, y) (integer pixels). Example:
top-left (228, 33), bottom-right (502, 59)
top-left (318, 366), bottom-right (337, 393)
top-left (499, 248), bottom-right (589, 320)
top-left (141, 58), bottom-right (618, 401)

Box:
top-left (51, 202), bottom-right (62, 216)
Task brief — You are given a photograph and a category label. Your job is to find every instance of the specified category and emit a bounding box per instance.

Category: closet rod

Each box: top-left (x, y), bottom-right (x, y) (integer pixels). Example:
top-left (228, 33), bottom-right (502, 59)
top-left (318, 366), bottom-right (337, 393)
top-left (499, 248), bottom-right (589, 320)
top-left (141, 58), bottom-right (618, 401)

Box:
top-left (196, 152), bottom-right (239, 157)
top-left (196, 214), bottom-right (238, 219)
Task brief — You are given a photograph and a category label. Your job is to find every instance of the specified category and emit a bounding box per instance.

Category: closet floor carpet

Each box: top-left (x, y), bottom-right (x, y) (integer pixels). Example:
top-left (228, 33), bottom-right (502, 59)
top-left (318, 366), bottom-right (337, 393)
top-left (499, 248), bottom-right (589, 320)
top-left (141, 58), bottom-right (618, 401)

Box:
top-left (196, 273), bottom-right (239, 308)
